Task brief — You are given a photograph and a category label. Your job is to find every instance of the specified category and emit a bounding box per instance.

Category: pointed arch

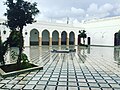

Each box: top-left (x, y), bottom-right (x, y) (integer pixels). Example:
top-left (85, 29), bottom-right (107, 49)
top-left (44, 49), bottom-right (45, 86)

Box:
top-left (42, 29), bottom-right (50, 45)
top-left (30, 29), bottom-right (39, 46)
top-left (52, 30), bottom-right (59, 45)
top-left (61, 31), bottom-right (67, 45)
top-left (69, 31), bottom-right (75, 45)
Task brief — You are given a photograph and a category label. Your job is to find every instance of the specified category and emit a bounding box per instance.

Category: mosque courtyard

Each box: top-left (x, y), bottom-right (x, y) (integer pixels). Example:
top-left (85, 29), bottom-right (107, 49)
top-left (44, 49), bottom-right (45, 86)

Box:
top-left (0, 46), bottom-right (120, 90)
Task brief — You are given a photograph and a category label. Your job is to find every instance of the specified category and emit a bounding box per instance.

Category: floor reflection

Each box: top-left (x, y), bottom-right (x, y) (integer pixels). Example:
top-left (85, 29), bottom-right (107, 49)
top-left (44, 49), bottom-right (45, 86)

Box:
top-left (1, 46), bottom-right (120, 90)
top-left (4, 46), bottom-right (116, 66)
top-left (114, 48), bottom-right (120, 67)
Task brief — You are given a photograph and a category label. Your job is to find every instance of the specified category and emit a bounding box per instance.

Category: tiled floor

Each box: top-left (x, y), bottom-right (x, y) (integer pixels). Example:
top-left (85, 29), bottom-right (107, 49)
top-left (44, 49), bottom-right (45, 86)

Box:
top-left (0, 46), bottom-right (120, 90)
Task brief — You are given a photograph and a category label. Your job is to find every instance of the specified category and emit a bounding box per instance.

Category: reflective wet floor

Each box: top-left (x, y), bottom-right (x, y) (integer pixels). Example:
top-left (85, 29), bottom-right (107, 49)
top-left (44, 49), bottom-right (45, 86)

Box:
top-left (0, 46), bottom-right (120, 90)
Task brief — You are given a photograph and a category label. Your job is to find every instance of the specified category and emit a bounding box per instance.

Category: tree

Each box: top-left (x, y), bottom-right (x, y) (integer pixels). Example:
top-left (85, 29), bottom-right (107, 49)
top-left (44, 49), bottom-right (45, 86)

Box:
top-left (4, 0), bottom-right (39, 65)
top-left (79, 30), bottom-right (87, 45)
top-left (9, 30), bottom-right (21, 47)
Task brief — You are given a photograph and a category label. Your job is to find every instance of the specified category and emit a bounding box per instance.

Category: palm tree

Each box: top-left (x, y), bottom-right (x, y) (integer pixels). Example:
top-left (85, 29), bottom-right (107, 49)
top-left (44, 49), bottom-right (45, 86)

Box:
top-left (4, 0), bottom-right (39, 65)
top-left (79, 30), bottom-right (87, 45)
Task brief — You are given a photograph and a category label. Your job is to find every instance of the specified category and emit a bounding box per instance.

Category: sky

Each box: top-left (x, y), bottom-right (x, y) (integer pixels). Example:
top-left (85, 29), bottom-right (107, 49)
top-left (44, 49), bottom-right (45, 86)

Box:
top-left (0, 0), bottom-right (120, 23)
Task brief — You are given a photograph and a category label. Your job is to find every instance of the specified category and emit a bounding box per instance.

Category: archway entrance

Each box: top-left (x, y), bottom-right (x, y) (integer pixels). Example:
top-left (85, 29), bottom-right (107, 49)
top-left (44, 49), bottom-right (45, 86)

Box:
top-left (61, 31), bottom-right (67, 45)
top-left (69, 32), bottom-right (75, 45)
top-left (30, 29), bottom-right (39, 46)
top-left (42, 30), bottom-right (50, 45)
top-left (52, 30), bottom-right (59, 45)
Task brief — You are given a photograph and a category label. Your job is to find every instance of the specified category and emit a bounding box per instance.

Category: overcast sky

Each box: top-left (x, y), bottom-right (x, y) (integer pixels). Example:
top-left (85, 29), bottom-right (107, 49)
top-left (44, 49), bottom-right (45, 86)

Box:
top-left (0, 0), bottom-right (120, 23)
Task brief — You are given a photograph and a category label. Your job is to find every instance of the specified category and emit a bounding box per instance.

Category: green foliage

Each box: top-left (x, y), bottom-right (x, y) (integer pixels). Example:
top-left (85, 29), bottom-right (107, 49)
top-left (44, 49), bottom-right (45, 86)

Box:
top-left (4, 0), bottom-right (40, 30)
top-left (79, 30), bottom-right (87, 38)
top-left (11, 51), bottom-right (32, 68)
top-left (11, 52), bottom-right (29, 63)
top-left (9, 30), bottom-right (23, 47)
top-left (21, 62), bottom-right (32, 69)
top-left (0, 30), bottom-right (24, 65)
top-left (79, 30), bottom-right (87, 45)
top-left (21, 53), bottom-right (32, 68)
top-left (21, 53), bottom-right (29, 63)
top-left (11, 50), bottom-right (18, 60)
top-left (0, 37), bottom-right (9, 64)
top-left (4, 0), bottom-right (39, 65)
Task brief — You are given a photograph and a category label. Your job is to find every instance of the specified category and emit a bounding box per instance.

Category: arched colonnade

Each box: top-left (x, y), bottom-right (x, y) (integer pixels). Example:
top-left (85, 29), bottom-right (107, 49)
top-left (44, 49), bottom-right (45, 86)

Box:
top-left (29, 29), bottom-right (77, 46)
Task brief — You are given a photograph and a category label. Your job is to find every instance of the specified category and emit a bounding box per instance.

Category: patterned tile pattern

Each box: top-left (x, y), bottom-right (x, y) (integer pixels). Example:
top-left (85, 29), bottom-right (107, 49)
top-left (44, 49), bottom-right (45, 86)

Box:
top-left (0, 46), bottom-right (120, 90)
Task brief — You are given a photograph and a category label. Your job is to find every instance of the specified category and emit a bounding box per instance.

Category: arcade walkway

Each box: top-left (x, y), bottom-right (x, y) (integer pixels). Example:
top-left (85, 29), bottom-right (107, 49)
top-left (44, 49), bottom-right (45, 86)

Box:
top-left (0, 46), bottom-right (120, 90)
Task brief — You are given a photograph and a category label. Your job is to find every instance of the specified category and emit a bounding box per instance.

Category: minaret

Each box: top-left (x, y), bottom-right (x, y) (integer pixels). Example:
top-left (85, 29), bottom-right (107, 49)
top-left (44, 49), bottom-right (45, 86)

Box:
top-left (67, 17), bottom-right (69, 24)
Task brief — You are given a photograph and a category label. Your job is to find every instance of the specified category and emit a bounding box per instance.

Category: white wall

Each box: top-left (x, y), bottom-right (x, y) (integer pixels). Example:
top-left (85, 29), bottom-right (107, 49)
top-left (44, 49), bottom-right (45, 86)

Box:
top-left (2, 16), bottom-right (119, 47)
top-left (77, 16), bottom-right (120, 46)
top-left (23, 21), bottom-right (82, 46)
top-left (0, 25), bottom-right (10, 42)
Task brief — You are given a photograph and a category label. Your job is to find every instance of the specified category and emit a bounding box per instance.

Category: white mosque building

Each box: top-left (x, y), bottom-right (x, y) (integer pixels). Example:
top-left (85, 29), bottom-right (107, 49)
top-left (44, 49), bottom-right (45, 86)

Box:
top-left (0, 16), bottom-right (120, 47)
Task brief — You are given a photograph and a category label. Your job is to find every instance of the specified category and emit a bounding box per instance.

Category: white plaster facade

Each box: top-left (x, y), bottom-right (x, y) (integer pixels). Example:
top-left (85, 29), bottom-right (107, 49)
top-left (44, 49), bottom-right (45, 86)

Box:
top-left (1, 16), bottom-right (120, 46)
top-left (0, 20), bottom-right (84, 46)
top-left (75, 16), bottom-right (120, 46)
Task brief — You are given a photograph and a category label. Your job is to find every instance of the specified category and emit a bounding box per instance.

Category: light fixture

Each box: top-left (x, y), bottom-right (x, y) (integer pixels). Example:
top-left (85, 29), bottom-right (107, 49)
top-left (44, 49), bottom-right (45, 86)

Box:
top-left (3, 30), bottom-right (6, 34)
top-left (25, 32), bottom-right (27, 35)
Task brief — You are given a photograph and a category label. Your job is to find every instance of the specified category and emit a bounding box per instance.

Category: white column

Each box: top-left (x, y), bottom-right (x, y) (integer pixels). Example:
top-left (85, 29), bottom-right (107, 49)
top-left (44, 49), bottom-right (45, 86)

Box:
top-left (59, 32), bottom-right (61, 46)
top-left (75, 34), bottom-right (78, 45)
top-left (49, 32), bottom-right (52, 46)
top-left (67, 33), bottom-right (69, 46)
top-left (39, 32), bottom-right (42, 46)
